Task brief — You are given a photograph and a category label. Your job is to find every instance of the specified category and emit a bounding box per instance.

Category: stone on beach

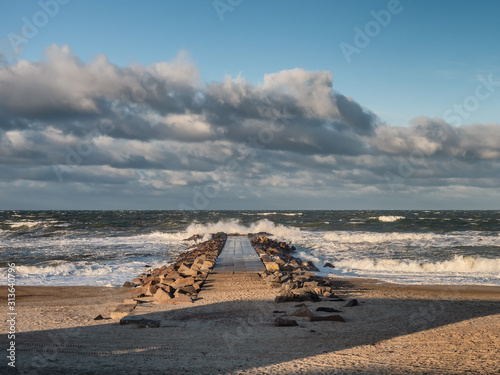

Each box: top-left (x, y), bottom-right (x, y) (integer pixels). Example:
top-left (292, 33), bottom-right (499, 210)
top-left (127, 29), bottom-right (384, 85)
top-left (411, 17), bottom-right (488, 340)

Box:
top-left (316, 307), bottom-right (341, 313)
top-left (309, 314), bottom-right (345, 322)
top-left (290, 306), bottom-right (315, 319)
top-left (345, 299), bottom-right (359, 307)
top-left (275, 317), bottom-right (298, 327)
top-left (119, 315), bottom-right (144, 325)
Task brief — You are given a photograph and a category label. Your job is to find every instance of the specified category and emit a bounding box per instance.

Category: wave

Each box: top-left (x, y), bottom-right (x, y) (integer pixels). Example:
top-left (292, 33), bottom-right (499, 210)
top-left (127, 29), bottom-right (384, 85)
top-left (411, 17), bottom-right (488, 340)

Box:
top-left (13, 259), bottom-right (168, 286)
top-left (323, 231), bottom-right (435, 244)
top-left (335, 255), bottom-right (500, 274)
top-left (4, 220), bottom-right (65, 230)
top-left (372, 216), bottom-right (405, 222)
top-left (138, 219), bottom-right (302, 242)
top-left (322, 231), bottom-right (500, 247)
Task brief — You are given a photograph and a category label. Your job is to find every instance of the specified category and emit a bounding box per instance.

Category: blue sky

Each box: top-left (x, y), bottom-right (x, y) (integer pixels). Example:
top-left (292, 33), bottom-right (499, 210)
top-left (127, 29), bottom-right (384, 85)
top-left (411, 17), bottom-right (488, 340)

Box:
top-left (1, 0), bottom-right (499, 209)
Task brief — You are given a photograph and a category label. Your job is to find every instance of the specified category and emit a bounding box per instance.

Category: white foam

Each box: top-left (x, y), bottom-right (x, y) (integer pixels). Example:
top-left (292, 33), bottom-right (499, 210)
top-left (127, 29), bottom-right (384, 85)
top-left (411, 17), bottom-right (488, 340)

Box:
top-left (138, 219), bottom-right (302, 242)
top-left (374, 216), bottom-right (405, 222)
top-left (5, 220), bottom-right (61, 229)
top-left (12, 259), bottom-right (169, 287)
top-left (335, 256), bottom-right (500, 274)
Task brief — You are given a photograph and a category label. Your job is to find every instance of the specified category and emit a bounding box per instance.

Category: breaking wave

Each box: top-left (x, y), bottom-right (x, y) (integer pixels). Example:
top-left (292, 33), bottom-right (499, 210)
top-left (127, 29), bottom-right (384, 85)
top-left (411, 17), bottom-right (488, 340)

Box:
top-left (372, 216), bottom-right (405, 222)
top-left (336, 255), bottom-right (500, 274)
top-left (139, 219), bottom-right (302, 242)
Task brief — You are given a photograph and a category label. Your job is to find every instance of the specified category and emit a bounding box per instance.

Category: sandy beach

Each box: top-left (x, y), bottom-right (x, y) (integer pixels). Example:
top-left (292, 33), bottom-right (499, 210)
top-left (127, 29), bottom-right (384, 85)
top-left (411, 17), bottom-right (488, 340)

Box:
top-left (2, 274), bottom-right (499, 375)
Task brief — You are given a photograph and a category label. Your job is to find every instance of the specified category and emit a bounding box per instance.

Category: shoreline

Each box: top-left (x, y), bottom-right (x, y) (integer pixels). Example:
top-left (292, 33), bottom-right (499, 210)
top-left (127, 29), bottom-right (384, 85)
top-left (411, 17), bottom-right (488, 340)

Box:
top-left (2, 233), bottom-right (499, 374)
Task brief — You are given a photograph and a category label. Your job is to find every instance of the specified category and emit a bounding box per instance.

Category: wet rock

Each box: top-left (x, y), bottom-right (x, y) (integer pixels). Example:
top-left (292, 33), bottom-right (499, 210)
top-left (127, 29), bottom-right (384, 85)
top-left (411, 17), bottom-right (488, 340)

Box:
top-left (301, 260), bottom-right (320, 272)
top-left (344, 299), bottom-right (359, 307)
top-left (323, 262), bottom-right (335, 268)
top-left (275, 317), bottom-right (298, 327)
top-left (184, 234), bottom-right (203, 241)
top-left (122, 282), bottom-right (136, 288)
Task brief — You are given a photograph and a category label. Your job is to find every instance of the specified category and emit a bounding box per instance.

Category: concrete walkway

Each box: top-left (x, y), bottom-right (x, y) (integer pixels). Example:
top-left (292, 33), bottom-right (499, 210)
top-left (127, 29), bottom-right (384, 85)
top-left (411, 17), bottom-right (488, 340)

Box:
top-left (214, 236), bottom-right (265, 273)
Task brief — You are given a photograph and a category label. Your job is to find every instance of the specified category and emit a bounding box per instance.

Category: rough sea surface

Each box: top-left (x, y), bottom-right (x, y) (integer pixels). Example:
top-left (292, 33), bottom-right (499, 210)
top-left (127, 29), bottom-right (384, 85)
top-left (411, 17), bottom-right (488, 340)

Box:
top-left (1, 210), bottom-right (499, 286)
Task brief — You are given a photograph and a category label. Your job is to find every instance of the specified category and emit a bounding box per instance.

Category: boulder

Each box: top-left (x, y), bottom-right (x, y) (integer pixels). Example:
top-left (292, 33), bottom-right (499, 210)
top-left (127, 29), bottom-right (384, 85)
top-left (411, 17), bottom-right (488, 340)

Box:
top-left (119, 316), bottom-right (144, 325)
top-left (310, 314), bottom-right (345, 322)
top-left (175, 285), bottom-right (197, 296)
top-left (200, 260), bottom-right (215, 271)
top-left (344, 298), bottom-right (359, 307)
top-left (323, 262), bottom-right (335, 268)
top-left (122, 282), bottom-right (136, 288)
top-left (344, 299), bottom-right (359, 307)
top-left (174, 276), bottom-right (196, 286)
top-left (275, 317), bottom-right (298, 327)
top-left (264, 262), bottom-right (280, 272)
top-left (316, 307), bottom-right (341, 313)
top-left (153, 287), bottom-right (174, 304)
top-left (178, 263), bottom-right (198, 277)
top-left (290, 306), bottom-right (315, 319)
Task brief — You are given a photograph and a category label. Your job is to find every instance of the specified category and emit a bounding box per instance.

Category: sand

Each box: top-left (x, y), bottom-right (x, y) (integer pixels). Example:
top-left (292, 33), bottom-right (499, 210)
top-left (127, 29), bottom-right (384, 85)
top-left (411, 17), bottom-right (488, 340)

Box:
top-left (1, 275), bottom-right (499, 374)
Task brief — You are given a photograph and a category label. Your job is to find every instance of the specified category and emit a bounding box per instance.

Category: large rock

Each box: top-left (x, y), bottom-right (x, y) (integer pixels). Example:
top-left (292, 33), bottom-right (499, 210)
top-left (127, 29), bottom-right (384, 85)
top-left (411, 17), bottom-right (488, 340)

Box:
top-left (119, 316), bottom-right (144, 325)
top-left (174, 276), bottom-right (196, 287)
top-left (175, 285), bottom-right (197, 296)
top-left (310, 314), bottom-right (345, 322)
top-left (264, 262), bottom-right (280, 272)
top-left (178, 263), bottom-right (198, 277)
top-left (200, 260), bottom-right (215, 271)
top-left (153, 287), bottom-right (174, 304)
top-left (290, 306), bottom-right (315, 319)
top-left (316, 307), bottom-right (341, 313)
top-left (275, 317), bottom-right (298, 327)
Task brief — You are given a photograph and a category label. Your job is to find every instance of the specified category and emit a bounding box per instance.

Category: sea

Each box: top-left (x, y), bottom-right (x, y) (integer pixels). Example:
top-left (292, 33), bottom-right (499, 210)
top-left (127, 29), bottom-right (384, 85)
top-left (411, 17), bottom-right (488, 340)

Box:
top-left (1, 210), bottom-right (499, 287)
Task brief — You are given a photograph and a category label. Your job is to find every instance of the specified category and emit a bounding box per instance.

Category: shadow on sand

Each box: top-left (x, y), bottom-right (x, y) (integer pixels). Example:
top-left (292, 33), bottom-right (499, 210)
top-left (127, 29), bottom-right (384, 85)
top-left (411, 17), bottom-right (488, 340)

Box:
top-left (10, 282), bottom-right (500, 375)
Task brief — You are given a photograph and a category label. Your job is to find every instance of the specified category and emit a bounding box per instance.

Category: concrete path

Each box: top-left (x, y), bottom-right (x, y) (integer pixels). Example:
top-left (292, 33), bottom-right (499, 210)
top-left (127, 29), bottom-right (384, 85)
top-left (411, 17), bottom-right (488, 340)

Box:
top-left (214, 236), bottom-right (265, 273)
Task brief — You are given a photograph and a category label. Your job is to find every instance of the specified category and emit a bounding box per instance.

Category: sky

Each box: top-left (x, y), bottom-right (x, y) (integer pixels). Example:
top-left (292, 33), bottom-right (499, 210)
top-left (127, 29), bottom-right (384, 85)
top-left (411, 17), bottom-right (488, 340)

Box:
top-left (0, 0), bottom-right (499, 210)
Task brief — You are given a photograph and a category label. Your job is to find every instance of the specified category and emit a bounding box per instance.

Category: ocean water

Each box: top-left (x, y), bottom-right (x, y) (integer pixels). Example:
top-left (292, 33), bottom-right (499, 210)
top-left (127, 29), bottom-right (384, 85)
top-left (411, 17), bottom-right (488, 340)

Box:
top-left (1, 210), bottom-right (499, 287)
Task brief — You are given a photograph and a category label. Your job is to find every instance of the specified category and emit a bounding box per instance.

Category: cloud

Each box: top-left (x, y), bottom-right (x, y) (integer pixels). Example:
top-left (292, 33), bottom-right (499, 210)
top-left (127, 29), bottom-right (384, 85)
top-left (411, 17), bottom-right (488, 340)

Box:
top-left (0, 45), bottom-right (499, 209)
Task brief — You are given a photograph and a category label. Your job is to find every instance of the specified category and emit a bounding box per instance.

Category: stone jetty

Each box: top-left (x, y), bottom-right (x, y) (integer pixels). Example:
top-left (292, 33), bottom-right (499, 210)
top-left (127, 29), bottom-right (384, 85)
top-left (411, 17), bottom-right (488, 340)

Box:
top-left (114, 232), bottom-right (353, 326)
